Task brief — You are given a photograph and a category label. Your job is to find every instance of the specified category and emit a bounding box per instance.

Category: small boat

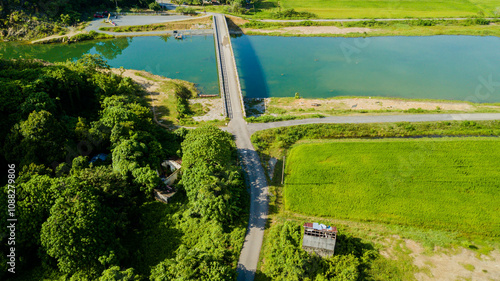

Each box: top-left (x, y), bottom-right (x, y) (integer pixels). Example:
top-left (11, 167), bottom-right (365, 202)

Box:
top-left (174, 33), bottom-right (183, 39)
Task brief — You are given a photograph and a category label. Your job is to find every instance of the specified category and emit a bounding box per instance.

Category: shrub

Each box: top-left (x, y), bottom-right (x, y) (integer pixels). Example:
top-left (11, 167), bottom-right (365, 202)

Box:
top-left (176, 7), bottom-right (197, 15)
top-left (413, 19), bottom-right (435, 26)
top-left (272, 9), bottom-right (317, 19)
top-left (246, 115), bottom-right (298, 123)
top-left (149, 1), bottom-right (161, 11)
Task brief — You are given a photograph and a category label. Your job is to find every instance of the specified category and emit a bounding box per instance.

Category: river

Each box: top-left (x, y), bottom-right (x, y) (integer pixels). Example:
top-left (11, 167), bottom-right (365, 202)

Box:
top-left (2, 34), bottom-right (500, 102)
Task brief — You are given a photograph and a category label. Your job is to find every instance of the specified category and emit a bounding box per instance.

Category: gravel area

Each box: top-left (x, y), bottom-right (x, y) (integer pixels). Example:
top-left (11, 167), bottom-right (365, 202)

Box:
top-left (191, 99), bottom-right (226, 121)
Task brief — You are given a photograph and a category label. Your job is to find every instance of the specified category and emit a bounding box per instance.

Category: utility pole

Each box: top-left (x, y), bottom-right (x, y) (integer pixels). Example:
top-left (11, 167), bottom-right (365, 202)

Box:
top-left (281, 156), bottom-right (285, 185)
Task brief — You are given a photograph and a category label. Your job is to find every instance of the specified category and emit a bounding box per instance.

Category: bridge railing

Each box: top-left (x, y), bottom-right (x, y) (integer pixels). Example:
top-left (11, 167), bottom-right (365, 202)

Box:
top-left (222, 15), bottom-right (246, 118)
top-left (213, 15), bottom-right (229, 118)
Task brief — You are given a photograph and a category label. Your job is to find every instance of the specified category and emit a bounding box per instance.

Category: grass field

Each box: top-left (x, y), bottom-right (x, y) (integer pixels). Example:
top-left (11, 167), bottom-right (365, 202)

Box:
top-left (284, 137), bottom-right (500, 237)
top-left (241, 0), bottom-right (499, 19)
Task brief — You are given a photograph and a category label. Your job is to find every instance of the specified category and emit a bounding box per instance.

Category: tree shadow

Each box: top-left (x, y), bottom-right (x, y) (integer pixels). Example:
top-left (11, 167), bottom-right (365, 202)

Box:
top-left (335, 233), bottom-right (375, 257)
top-left (256, 0), bottom-right (278, 10)
top-left (123, 201), bottom-right (183, 275)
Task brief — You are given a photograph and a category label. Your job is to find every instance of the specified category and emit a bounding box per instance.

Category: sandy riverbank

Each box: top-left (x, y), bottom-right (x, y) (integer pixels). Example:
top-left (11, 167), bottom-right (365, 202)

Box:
top-left (246, 96), bottom-right (500, 118)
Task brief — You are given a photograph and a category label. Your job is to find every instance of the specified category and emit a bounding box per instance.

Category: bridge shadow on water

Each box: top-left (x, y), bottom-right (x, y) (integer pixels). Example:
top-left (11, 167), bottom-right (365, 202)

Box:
top-left (227, 19), bottom-right (270, 100)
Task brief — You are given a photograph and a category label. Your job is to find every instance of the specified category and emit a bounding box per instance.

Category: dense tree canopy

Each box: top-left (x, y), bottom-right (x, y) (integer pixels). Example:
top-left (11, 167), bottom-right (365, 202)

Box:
top-left (0, 57), bottom-right (247, 281)
top-left (99, 266), bottom-right (142, 281)
top-left (180, 126), bottom-right (244, 224)
top-left (41, 189), bottom-right (122, 274)
top-left (0, 55), bottom-right (176, 279)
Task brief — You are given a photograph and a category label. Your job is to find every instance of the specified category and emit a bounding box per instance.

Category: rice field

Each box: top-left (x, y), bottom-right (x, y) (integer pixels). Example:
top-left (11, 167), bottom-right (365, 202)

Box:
top-left (276, 0), bottom-right (498, 18)
top-left (284, 137), bottom-right (500, 237)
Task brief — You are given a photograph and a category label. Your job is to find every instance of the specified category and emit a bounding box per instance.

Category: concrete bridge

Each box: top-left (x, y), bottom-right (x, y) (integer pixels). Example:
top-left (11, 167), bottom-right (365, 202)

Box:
top-left (213, 14), bottom-right (269, 281)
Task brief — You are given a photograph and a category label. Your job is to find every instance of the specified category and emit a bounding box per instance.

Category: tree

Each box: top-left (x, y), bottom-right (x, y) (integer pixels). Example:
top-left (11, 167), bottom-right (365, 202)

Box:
top-left (112, 138), bottom-right (147, 174)
top-left (16, 174), bottom-right (58, 251)
top-left (262, 222), bottom-right (309, 280)
top-left (149, 1), bottom-right (161, 11)
top-left (132, 166), bottom-right (160, 196)
top-left (41, 189), bottom-right (123, 274)
top-left (181, 126), bottom-right (243, 223)
top-left (174, 84), bottom-right (192, 118)
top-left (321, 254), bottom-right (360, 281)
top-left (100, 266), bottom-right (141, 281)
top-left (71, 156), bottom-right (89, 172)
top-left (76, 54), bottom-right (110, 74)
top-left (20, 91), bottom-right (57, 117)
top-left (150, 246), bottom-right (234, 281)
top-left (181, 165), bottom-right (243, 223)
top-left (4, 110), bottom-right (67, 167)
top-left (181, 126), bottom-right (234, 169)
top-left (60, 14), bottom-right (71, 26)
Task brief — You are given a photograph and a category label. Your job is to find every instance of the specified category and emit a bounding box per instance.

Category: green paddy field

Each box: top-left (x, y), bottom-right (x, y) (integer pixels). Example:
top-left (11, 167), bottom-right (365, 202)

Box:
top-left (284, 137), bottom-right (500, 237)
top-left (278, 0), bottom-right (499, 18)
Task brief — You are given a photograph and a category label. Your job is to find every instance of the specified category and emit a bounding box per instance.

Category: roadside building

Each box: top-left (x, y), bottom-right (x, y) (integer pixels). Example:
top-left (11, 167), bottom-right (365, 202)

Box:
top-left (302, 222), bottom-right (337, 256)
top-left (154, 159), bottom-right (182, 203)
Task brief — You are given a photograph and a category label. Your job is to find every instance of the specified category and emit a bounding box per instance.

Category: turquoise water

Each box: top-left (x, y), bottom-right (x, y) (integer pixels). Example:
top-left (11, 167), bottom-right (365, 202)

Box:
top-left (231, 35), bottom-right (500, 103)
top-left (2, 35), bottom-right (500, 102)
top-left (0, 35), bottom-right (219, 95)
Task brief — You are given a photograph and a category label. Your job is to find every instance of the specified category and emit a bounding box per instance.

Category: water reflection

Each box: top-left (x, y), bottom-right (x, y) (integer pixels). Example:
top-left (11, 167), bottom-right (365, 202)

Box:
top-left (0, 36), bottom-right (219, 95)
top-left (94, 37), bottom-right (132, 60)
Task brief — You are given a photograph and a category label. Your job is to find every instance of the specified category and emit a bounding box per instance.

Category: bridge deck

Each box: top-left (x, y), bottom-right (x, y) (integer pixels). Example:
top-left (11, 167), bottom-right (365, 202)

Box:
top-left (213, 14), bottom-right (246, 119)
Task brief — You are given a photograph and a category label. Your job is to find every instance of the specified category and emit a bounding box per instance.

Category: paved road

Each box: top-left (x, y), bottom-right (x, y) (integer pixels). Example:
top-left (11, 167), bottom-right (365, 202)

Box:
top-left (85, 15), bottom-right (194, 34)
top-left (260, 17), bottom-right (497, 22)
top-left (247, 113), bottom-right (500, 134)
top-left (213, 14), bottom-right (269, 281)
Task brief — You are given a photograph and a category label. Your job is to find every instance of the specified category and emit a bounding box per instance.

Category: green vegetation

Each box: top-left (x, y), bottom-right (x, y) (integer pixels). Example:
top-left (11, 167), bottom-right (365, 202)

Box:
top-left (254, 121), bottom-right (500, 280)
top-left (150, 125), bottom-right (248, 280)
top-left (259, 221), bottom-right (380, 280)
top-left (240, 0), bottom-right (500, 19)
top-left (136, 72), bottom-right (227, 127)
top-left (271, 9), bottom-right (317, 19)
top-left (176, 6), bottom-right (198, 15)
top-left (34, 30), bottom-right (115, 44)
top-left (0, 11), bottom-right (69, 41)
top-left (251, 120), bottom-right (500, 157)
top-left (285, 138), bottom-right (500, 237)
top-left (0, 56), bottom-right (246, 280)
top-left (239, 18), bottom-right (500, 37)
top-left (0, 0), bottom-right (161, 41)
top-left (247, 114), bottom-right (299, 123)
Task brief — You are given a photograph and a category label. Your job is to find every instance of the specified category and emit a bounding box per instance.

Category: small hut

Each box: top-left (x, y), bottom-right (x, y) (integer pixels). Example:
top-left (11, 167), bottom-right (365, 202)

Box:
top-left (154, 160), bottom-right (182, 203)
top-left (302, 222), bottom-right (337, 256)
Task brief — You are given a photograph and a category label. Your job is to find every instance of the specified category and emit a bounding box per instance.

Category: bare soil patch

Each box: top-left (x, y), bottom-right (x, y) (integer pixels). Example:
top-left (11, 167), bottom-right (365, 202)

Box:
top-left (289, 97), bottom-right (475, 111)
top-left (245, 96), bottom-right (500, 118)
top-left (406, 240), bottom-right (500, 281)
top-left (379, 237), bottom-right (500, 280)
top-left (191, 98), bottom-right (225, 121)
top-left (246, 26), bottom-right (374, 35)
